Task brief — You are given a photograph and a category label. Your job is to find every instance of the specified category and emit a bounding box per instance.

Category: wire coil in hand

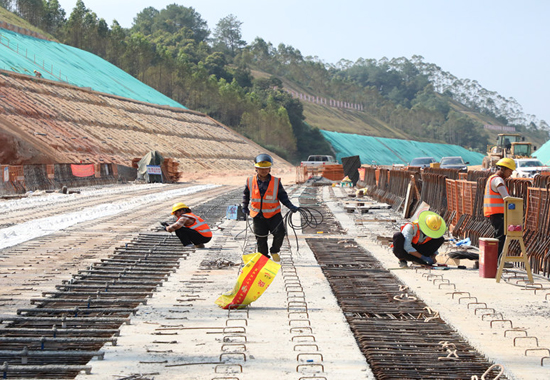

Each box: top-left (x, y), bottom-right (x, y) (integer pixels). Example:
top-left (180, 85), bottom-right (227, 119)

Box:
top-left (284, 207), bottom-right (324, 231)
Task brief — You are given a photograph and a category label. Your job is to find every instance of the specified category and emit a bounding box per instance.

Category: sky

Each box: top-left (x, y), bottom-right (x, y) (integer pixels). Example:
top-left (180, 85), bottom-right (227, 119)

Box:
top-left (56, 0), bottom-right (550, 125)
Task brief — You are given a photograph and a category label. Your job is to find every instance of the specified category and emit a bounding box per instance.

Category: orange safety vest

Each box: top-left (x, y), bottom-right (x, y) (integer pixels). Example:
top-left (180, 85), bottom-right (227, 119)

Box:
top-left (182, 212), bottom-right (212, 238)
top-left (400, 222), bottom-right (431, 245)
top-left (484, 174), bottom-right (507, 217)
top-left (247, 175), bottom-right (281, 218)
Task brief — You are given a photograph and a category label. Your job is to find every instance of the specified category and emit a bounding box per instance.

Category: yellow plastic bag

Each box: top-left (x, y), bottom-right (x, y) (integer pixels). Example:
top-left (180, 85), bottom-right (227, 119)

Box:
top-left (215, 253), bottom-right (281, 309)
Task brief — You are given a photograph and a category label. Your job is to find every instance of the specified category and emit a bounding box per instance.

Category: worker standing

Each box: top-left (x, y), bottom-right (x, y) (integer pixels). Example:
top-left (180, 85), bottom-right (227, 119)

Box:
top-left (163, 203), bottom-right (212, 248)
top-left (392, 211), bottom-right (446, 267)
top-left (484, 158), bottom-right (516, 258)
top-left (242, 154), bottom-right (299, 262)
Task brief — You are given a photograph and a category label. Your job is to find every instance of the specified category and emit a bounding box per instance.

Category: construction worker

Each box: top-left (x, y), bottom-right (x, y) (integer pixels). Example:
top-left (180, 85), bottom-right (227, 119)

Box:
top-left (163, 203), bottom-right (212, 248)
top-left (392, 211), bottom-right (446, 268)
top-left (242, 153), bottom-right (299, 262)
top-left (484, 157), bottom-right (515, 258)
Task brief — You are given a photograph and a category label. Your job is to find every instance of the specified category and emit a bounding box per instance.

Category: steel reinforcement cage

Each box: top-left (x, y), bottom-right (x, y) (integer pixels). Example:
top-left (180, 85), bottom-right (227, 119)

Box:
top-left (361, 167), bottom-right (550, 278)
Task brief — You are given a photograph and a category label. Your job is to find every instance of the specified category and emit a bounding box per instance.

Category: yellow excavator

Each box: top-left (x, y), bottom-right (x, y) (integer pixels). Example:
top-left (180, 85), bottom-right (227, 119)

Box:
top-left (482, 133), bottom-right (536, 169)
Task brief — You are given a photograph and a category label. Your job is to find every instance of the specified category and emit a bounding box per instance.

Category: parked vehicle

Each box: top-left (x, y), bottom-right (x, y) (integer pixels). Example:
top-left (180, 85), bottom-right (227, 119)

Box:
top-left (440, 156), bottom-right (469, 172)
top-left (300, 155), bottom-right (337, 166)
top-left (512, 158), bottom-right (550, 178)
top-left (409, 157), bottom-right (436, 168)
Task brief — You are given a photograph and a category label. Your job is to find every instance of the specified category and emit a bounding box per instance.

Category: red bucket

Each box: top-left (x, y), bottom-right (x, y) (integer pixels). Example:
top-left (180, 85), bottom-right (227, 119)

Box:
top-left (479, 238), bottom-right (499, 278)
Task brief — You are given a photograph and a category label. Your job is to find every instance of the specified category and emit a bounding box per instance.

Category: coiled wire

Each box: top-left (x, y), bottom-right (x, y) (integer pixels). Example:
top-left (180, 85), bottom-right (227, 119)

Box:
top-left (237, 207), bottom-right (324, 255)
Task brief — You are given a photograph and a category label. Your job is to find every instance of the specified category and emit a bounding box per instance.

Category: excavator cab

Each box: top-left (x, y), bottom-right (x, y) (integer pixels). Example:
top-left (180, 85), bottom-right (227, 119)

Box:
top-left (511, 142), bottom-right (534, 158)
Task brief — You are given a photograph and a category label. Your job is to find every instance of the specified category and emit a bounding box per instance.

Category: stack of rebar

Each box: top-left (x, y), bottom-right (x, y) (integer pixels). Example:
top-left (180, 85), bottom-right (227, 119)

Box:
top-left (0, 233), bottom-right (190, 379)
top-left (308, 237), bottom-right (506, 380)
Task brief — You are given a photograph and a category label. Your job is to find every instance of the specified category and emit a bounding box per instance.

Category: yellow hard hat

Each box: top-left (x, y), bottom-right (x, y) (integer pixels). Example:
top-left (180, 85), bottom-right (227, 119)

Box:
top-left (171, 202), bottom-right (188, 215)
top-left (496, 157), bottom-right (516, 171)
top-left (254, 153), bottom-right (273, 168)
top-left (417, 211), bottom-right (446, 238)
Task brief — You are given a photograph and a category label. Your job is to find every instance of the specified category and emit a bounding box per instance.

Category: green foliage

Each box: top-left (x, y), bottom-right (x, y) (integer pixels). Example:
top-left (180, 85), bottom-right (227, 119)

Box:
top-left (16, 0), bottom-right (43, 25)
top-left (42, 0), bottom-right (65, 35)
top-left (212, 14), bottom-right (246, 57)
top-left (203, 52), bottom-right (230, 80)
top-left (132, 7), bottom-right (158, 36)
top-left (442, 111), bottom-right (488, 151)
top-left (132, 4), bottom-right (209, 43)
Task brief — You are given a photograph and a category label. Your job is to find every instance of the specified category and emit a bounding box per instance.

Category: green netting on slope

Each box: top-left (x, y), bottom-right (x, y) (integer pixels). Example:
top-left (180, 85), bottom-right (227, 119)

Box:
top-left (533, 140), bottom-right (550, 165)
top-left (320, 130), bottom-right (485, 166)
top-left (322, 131), bottom-right (406, 165)
top-left (408, 140), bottom-right (484, 165)
top-left (0, 28), bottom-right (185, 109)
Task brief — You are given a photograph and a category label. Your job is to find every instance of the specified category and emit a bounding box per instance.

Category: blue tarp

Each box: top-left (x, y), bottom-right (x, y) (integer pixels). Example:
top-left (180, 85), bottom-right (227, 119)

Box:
top-left (320, 130), bottom-right (485, 165)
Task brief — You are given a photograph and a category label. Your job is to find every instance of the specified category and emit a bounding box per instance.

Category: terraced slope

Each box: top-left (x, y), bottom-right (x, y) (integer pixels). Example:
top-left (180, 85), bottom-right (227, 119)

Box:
top-left (0, 70), bottom-right (292, 172)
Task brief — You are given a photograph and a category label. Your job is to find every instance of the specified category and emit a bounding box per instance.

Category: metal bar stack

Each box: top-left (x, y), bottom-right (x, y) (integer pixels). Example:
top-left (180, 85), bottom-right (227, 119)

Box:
top-left (0, 233), bottom-right (190, 379)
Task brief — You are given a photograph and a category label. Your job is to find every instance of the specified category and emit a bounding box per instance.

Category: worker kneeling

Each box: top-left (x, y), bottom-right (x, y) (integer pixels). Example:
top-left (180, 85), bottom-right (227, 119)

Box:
top-left (392, 211), bottom-right (446, 268)
top-left (163, 203), bottom-right (212, 248)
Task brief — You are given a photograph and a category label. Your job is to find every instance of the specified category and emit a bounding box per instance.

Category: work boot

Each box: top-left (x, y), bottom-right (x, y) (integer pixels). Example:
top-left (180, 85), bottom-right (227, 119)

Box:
top-left (399, 260), bottom-right (408, 268)
top-left (194, 243), bottom-right (205, 249)
top-left (184, 244), bottom-right (194, 248)
top-left (271, 253), bottom-right (281, 262)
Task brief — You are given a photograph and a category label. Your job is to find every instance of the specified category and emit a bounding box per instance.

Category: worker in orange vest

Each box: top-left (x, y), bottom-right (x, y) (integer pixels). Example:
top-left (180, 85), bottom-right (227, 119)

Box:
top-left (484, 157), bottom-right (515, 258)
top-left (242, 154), bottom-right (299, 262)
top-left (392, 211), bottom-right (446, 268)
top-left (163, 202), bottom-right (212, 248)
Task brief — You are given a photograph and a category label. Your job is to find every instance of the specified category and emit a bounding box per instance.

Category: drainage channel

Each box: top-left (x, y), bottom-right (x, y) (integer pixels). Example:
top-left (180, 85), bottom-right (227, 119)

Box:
top-left (307, 238), bottom-right (506, 380)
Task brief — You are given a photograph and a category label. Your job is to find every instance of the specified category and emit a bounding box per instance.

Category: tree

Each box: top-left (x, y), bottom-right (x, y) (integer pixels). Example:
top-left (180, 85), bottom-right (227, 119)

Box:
top-left (155, 4), bottom-right (209, 43)
top-left (203, 52), bottom-right (229, 80)
top-left (126, 32), bottom-right (155, 80)
top-left (105, 20), bottom-right (127, 66)
top-left (232, 64), bottom-right (253, 89)
top-left (64, 0), bottom-right (88, 47)
top-left (212, 14), bottom-right (245, 56)
top-left (16, 0), bottom-right (44, 25)
top-left (132, 6), bottom-right (159, 35)
top-left (42, 0), bottom-right (66, 35)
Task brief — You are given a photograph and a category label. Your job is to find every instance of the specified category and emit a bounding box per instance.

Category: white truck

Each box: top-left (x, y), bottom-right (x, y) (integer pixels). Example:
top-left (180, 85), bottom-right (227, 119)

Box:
top-left (300, 155), bottom-right (337, 166)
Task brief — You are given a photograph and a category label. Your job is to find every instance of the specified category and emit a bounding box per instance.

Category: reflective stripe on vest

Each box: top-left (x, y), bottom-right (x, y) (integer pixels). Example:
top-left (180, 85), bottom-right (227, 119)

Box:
top-left (484, 174), bottom-right (506, 217)
top-left (184, 212), bottom-right (212, 238)
top-left (248, 175), bottom-right (281, 218)
top-left (400, 222), bottom-right (431, 245)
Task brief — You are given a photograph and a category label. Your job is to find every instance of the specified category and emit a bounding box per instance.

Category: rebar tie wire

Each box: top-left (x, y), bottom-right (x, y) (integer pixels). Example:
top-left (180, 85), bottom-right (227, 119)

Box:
top-left (236, 207), bottom-right (324, 256)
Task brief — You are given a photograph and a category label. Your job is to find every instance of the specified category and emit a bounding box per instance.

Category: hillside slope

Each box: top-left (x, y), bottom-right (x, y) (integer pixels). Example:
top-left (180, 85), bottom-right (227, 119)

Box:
top-left (269, 69), bottom-right (513, 144)
top-left (277, 78), bottom-right (408, 139)
top-left (281, 73), bottom-right (547, 150)
top-left (0, 7), bottom-right (55, 40)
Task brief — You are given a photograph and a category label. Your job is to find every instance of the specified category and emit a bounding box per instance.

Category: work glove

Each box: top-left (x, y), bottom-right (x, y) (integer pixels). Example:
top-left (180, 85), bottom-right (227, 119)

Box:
top-left (289, 205), bottom-right (299, 213)
top-left (420, 255), bottom-right (434, 265)
top-left (242, 207), bottom-right (249, 216)
top-left (160, 222), bottom-right (169, 227)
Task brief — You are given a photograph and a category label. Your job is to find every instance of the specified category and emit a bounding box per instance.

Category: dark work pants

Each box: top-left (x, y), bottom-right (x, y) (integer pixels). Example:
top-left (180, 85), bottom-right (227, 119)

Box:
top-left (175, 228), bottom-right (211, 246)
top-left (392, 232), bottom-right (445, 265)
top-left (252, 213), bottom-right (286, 257)
top-left (488, 214), bottom-right (505, 257)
